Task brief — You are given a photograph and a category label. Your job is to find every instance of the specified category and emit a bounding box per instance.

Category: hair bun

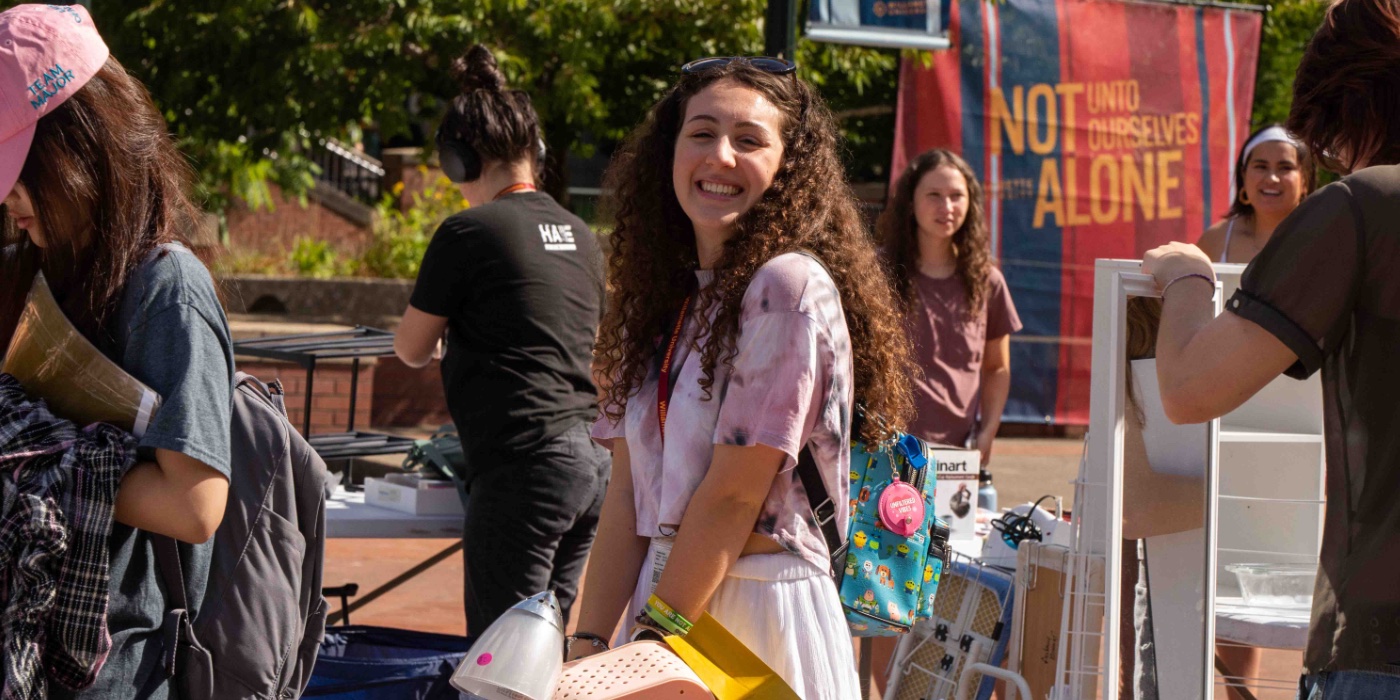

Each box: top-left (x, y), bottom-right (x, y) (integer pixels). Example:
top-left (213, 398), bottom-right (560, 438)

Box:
top-left (451, 44), bottom-right (505, 93)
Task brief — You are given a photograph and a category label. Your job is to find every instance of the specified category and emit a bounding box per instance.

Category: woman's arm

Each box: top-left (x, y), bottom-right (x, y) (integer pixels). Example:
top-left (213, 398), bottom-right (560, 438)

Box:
top-left (570, 441), bottom-right (649, 657)
top-left (1194, 219), bottom-right (1229, 262)
top-left (394, 306), bottom-right (448, 368)
top-left (650, 443), bottom-right (786, 622)
top-left (976, 333), bottom-right (1012, 465)
top-left (1142, 243), bottom-right (1296, 423)
top-left (114, 448), bottom-right (229, 543)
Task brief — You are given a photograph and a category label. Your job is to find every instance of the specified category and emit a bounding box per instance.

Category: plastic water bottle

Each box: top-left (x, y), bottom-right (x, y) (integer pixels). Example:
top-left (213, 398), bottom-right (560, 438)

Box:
top-left (978, 469), bottom-right (998, 513)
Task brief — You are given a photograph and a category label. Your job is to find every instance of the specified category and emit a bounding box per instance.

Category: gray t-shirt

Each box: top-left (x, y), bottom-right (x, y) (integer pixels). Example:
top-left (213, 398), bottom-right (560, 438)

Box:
top-left (52, 243), bottom-right (234, 699)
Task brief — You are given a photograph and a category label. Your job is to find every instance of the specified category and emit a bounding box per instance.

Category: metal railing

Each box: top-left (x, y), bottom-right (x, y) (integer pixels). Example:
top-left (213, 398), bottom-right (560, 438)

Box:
top-left (313, 138), bottom-right (385, 205)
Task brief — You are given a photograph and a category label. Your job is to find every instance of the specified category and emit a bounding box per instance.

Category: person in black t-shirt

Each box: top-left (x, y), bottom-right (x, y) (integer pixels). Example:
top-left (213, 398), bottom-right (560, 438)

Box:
top-left (394, 44), bottom-right (607, 634)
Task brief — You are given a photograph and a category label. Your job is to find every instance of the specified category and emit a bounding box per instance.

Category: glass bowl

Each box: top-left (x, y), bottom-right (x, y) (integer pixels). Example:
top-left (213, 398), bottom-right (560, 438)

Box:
top-left (1225, 563), bottom-right (1316, 610)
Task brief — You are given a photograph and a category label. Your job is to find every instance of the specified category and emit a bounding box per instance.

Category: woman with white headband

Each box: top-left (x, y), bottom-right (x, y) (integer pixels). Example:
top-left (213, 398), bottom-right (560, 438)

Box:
top-left (1172, 126), bottom-right (1313, 699)
top-left (1196, 124), bottom-right (1315, 264)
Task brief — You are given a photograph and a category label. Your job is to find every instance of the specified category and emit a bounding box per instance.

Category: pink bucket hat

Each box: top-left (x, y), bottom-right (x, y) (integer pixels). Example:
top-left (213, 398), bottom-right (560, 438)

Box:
top-left (0, 4), bottom-right (110, 201)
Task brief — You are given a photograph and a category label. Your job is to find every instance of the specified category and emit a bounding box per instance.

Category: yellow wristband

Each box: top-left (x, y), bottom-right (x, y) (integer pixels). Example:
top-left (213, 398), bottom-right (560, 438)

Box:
top-left (645, 594), bottom-right (693, 636)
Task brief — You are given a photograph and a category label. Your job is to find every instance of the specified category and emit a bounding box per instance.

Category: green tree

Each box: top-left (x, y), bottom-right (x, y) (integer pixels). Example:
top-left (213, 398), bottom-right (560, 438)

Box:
top-left (1251, 0), bottom-right (1328, 130)
top-left (90, 1), bottom-right (899, 211)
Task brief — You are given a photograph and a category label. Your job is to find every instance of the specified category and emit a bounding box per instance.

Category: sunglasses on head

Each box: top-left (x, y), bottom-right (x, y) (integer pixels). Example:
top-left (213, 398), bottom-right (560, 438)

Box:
top-left (680, 56), bottom-right (798, 76)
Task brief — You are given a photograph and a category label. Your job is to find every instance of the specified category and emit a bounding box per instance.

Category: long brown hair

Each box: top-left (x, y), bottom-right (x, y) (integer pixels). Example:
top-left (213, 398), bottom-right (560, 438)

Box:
top-left (595, 62), bottom-right (914, 441)
top-left (0, 57), bottom-right (198, 350)
top-left (1289, 0), bottom-right (1400, 173)
top-left (877, 149), bottom-right (990, 320)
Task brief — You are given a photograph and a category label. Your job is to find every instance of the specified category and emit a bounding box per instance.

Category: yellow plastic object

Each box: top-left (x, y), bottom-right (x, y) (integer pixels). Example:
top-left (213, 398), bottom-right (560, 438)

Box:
top-left (1, 272), bottom-right (161, 436)
top-left (664, 613), bottom-right (800, 700)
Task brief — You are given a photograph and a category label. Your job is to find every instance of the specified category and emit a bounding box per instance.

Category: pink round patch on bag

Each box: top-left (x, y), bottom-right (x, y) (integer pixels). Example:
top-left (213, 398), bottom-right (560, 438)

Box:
top-left (878, 481), bottom-right (924, 537)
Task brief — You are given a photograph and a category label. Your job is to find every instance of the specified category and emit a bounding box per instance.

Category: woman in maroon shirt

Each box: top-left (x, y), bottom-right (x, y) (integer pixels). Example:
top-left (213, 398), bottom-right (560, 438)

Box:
top-left (878, 149), bottom-right (1022, 459)
top-left (871, 148), bottom-right (1022, 693)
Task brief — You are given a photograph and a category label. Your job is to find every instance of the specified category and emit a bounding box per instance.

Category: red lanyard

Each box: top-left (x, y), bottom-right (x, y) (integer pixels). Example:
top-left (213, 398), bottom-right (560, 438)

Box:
top-left (493, 182), bottom-right (537, 200)
top-left (657, 295), bottom-right (693, 442)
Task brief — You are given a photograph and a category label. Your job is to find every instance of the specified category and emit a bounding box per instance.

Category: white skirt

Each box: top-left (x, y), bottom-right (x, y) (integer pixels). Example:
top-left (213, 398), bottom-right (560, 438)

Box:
top-left (617, 540), bottom-right (861, 700)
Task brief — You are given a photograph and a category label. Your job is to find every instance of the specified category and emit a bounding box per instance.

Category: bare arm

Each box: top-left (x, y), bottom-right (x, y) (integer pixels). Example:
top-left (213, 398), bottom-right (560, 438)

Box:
top-left (650, 443), bottom-right (786, 622)
top-left (570, 441), bottom-right (649, 657)
top-left (1142, 242), bottom-right (1298, 424)
top-left (394, 305), bottom-right (447, 368)
top-left (976, 334), bottom-right (1012, 465)
top-left (1194, 219), bottom-right (1229, 263)
top-left (114, 449), bottom-right (229, 543)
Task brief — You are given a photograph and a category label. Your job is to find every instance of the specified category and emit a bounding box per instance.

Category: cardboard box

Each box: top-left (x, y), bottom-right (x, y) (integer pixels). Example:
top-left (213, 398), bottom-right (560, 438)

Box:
top-left (931, 446), bottom-right (980, 542)
top-left (364, 474), bottom-right (464, 516)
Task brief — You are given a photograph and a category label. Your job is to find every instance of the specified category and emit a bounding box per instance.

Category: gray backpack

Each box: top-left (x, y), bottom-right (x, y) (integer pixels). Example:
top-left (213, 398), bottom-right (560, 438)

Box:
top-left (153, 372), bottom-right (329, 699)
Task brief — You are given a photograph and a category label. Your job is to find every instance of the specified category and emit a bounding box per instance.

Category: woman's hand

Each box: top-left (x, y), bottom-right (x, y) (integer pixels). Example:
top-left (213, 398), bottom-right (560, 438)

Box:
top-left (975, 427), bottom-right (994, 467)
top-left (1142, 242), bottom-right (1215, 292)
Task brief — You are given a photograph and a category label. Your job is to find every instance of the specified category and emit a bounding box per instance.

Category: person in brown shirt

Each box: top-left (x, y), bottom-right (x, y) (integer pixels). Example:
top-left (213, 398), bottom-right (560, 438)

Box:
top-left (1143, 0), bottom-right (1400, 695)
top-left (878, 149), bottom-right (1023, 456)
top-left (874, 148), bottom-right (1022, 695)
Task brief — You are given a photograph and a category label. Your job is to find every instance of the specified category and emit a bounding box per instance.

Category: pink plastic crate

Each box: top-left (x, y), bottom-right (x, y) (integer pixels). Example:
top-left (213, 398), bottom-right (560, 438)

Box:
top-left (553, 641), bottom-right (713, 699)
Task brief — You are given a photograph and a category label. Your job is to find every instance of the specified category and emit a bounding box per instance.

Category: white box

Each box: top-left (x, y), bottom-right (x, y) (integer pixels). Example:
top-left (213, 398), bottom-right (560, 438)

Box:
top-left (363, 474), bottom-right (465, 516)
top-left (931, 446), bottom-right (980, 542)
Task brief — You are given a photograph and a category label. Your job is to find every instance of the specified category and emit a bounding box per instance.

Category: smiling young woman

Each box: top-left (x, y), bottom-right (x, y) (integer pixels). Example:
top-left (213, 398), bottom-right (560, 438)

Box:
top-left (571, 57), bottom-right (914, 698)
top-left (1195, 124), bottom-right (1316, 264)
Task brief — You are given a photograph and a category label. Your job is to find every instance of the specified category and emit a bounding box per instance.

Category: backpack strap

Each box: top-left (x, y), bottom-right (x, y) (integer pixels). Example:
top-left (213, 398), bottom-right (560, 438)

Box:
top-left (152, 534), bottom-right (190, 679)
top-left (797, 446), bottom-right (847, 573)
top-left (787, 249), bottom-right (851, 573)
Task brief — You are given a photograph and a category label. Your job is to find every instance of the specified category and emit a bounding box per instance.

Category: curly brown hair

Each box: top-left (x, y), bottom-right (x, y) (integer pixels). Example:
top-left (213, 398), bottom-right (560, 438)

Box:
top-left (877, 149), bottom-right (990, 321)
top-left (595, 61), bottom-right (914, 442)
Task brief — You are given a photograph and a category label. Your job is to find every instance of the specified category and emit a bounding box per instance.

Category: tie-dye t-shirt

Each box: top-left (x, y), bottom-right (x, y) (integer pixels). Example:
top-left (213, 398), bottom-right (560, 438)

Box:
top-left (592, 253), bottom-right (854, 575)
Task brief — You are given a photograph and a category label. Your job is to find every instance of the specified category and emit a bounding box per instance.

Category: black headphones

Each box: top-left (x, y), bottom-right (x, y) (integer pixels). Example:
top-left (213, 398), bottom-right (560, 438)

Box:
top-left (435, 124), bottom-right (548, 184)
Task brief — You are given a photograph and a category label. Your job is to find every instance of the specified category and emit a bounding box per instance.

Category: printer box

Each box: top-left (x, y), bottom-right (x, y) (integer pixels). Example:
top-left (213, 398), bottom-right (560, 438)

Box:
top-left (931, 447), bottom-right (980, 542)
top-left (364, 473), bottom-right (464, 516)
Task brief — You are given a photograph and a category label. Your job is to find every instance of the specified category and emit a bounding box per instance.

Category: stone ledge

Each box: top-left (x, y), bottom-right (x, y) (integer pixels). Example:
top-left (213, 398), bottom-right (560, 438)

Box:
top-left (220, 275), bottom-right (413, 328)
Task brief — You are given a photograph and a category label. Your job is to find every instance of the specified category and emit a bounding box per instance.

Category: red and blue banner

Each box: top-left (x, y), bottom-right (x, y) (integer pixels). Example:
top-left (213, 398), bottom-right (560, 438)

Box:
top-left (893, 0), bottom-right (1262, 425)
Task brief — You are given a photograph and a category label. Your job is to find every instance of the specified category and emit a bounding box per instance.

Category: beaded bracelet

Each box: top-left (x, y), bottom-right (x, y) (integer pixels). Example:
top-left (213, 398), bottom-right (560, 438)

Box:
top-left (1161, 272), bottom-right (1215, 301)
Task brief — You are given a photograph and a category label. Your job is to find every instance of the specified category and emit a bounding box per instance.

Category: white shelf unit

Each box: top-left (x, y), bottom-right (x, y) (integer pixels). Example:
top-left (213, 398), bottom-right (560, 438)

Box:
top-left (1071, 260), bottom-right (1326, 700)
top-left (1213, 264), bottom-right (1325, 600)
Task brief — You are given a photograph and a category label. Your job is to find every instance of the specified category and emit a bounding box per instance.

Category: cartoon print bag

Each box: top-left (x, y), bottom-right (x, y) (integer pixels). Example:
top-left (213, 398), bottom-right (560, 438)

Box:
top-left (797, 425), bottom-right (951, 637)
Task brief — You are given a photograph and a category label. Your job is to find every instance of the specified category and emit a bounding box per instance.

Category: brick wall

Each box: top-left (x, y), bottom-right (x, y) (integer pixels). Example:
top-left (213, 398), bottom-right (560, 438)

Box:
top-left (226, 184), bottom-right (372, 257)
top-left (238, 359), bottom-right (375, 436)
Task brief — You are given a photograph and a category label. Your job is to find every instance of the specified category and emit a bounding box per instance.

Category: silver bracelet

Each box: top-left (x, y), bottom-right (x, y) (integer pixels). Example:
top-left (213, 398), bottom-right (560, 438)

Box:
top-left (566, 632), bottom-right (609, 656)
top-left (1161, 272), bottom-right (1215, 301)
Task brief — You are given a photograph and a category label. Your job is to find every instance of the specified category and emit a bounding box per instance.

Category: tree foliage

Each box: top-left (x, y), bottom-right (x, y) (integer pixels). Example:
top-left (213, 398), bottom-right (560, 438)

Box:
top-left (90, 1), bottom-right (899, 211)
top-left (1250, 0), bottom-right (1328, 130)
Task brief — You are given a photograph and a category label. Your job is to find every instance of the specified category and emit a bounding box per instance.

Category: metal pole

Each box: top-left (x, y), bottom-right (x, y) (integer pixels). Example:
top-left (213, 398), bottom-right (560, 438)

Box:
top-left (765, 0), bottom-right (800, 60)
